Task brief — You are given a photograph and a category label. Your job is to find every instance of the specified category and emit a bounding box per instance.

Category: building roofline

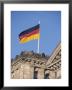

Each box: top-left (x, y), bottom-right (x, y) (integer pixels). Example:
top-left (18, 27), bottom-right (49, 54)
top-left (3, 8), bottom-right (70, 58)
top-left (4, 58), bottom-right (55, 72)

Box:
top-left (46, 42), bottom-right (61, 65)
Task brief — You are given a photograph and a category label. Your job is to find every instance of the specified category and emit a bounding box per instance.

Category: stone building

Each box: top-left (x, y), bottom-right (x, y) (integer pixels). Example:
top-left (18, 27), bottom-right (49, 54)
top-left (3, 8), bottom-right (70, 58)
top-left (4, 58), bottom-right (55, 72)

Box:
top-left (11, 43), bottom-right (61, 79)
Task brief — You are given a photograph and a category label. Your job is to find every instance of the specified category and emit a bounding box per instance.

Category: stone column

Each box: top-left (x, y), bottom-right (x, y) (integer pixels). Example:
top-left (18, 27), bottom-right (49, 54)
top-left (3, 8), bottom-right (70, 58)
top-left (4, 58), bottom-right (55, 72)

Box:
top-left (13, 65), bottom-right (19, 79)
top-left (38, 68), bottom-right (44, 79)
top-left (56, 69), bottom-right (61, 79)
top-left (16, 69), bottom-right (20, 79)
top-left (23, 62), bottom-right (34, 79)
top-left (11, 71), bottom-right (15, 79)
top-left (30, 66), bottom-right (34, 79)
top-left (14, 69), bottom-right (17, 79)
top-left (49, 71), bottom-right (56, 79)
top-left (19, 64), bottom-right (24, 79)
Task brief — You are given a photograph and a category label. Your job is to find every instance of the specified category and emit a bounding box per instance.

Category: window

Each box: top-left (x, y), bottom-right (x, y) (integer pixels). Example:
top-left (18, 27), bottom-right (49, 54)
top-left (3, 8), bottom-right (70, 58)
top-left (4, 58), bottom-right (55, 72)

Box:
top-left (44, 73), bottom-right (49, 79)
top-left (33, 68), bottom-right (38, 79)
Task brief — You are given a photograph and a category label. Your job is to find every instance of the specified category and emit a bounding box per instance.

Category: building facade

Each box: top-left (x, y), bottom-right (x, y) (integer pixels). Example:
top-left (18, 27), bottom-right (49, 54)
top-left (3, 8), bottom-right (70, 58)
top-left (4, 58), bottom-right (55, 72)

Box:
top-left (11, 43), bottom-right (61, 79)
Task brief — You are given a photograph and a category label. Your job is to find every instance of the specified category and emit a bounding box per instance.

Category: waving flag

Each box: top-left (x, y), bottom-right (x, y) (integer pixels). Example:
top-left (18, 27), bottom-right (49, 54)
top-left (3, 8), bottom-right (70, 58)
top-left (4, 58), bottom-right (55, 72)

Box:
top-left (19, 24), bottom-right (40, 43)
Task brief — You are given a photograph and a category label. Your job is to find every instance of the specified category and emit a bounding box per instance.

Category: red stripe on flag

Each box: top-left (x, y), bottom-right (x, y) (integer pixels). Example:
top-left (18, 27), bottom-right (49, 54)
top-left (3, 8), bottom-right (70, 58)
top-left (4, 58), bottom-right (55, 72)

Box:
top-left (19, 29), bottom-right (39, 40)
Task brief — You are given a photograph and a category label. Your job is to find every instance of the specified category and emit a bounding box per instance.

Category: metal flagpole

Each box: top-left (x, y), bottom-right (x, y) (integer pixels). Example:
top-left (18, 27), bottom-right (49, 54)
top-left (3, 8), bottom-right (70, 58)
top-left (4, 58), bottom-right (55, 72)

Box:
top-left (37, 21), bottom-right (40, 53)
top-left (38, 37), bottom-right (40, 53)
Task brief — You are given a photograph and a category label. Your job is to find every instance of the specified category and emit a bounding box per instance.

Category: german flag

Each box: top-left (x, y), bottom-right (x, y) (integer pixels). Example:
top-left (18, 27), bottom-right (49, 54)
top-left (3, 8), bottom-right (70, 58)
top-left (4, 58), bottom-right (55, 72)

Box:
top-left (19, 24), bottom-right (40, 43)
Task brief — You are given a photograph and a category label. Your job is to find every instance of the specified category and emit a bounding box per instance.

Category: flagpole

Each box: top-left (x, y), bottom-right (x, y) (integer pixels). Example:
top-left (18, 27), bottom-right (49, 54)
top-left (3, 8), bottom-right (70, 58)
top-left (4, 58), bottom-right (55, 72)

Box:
top-left (37, 21), bottom-right (40, 53)
top-left (38, 37), bottom-right (40, 53)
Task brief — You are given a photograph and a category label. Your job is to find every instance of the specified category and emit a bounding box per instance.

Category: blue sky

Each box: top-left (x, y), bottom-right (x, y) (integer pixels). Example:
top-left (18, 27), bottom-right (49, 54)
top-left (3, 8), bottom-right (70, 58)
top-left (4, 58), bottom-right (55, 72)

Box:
top-left (11, 11), bottom-right (61, 59)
